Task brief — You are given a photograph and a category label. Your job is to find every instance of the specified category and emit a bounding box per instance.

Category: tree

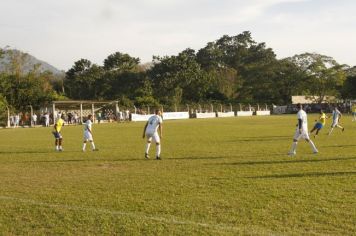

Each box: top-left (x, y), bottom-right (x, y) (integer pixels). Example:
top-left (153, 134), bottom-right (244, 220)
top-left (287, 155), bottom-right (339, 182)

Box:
top-left (288, 53), bottom-right (347, 103)
top-left (149, 48), bottom-right (212, 105)
top-left (341, 66), bottom-right (356, 99)
top-left (104, 52), bottom-right (140, 72)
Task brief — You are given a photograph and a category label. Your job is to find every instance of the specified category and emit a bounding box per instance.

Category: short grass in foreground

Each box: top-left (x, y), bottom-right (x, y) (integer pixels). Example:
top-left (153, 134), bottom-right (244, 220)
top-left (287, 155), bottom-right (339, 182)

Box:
top-left (0, 115), bottom-right (355, 235)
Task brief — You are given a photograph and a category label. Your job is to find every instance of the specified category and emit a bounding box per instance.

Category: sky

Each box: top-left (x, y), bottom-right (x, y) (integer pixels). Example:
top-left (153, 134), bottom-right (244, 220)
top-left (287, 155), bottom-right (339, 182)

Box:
top-left (1, 0), bottom-right (355, 70)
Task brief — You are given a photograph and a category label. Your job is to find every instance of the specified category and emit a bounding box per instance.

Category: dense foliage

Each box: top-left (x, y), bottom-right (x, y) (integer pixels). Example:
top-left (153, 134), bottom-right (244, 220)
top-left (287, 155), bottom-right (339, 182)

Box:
top-left (1, 32), bottom-right (355, 112)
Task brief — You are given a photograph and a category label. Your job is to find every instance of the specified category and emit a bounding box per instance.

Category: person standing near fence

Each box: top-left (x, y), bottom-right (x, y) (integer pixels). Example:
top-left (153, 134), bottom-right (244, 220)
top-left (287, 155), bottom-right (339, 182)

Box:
top-left (14, 114), bottom-right (20, 128)
top-left (352, 104), bottom-right (356, 122)
top-left (32, 113), bottom-right (37, 126)
top-left (143, 109), bottom-right (163, 160)
top-left (44, 112), bottom-right (50, 127)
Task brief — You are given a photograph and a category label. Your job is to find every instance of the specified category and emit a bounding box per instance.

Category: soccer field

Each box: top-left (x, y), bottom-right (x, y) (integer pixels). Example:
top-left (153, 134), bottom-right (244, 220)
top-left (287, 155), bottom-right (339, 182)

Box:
top-left (0, 115), bottom-right (355, 235)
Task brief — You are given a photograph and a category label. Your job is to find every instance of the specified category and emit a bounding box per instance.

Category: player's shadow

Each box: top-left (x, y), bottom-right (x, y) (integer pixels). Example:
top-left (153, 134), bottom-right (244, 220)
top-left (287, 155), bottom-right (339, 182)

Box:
top-left (228, 135), bottom-right (290, 142)
top-left (0, 150), bottom-right (53, 154)
top-left (15, 157), bottom-right (147, 164)
top-left (168, 156), bottom-right (226, 160)
top-left (216, 156), bottom-right (356, 166)
top-left (168, 153), bottom-right (287, 161)
top-left (247, 171), bottom-right (356, 179)
top-left (320, 144), bottom-right (356, 148)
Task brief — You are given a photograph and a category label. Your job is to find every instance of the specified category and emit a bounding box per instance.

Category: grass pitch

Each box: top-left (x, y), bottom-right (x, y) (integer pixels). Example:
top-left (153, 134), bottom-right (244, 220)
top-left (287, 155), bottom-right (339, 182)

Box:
top-left (0, 115), bottom-right (355, 235)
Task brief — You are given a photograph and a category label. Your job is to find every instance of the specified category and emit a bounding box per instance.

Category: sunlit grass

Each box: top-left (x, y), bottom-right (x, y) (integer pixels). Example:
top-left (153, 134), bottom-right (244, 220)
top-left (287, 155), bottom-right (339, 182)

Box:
top-left (0, 115), bottom-right (355, 235)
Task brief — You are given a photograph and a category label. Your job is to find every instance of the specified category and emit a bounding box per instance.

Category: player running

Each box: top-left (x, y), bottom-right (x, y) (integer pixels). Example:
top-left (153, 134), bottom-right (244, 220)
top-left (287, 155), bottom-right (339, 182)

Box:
top-left (53, 114), bottom-right (65, 151)
top-left (327, 106), bottom-right (344, 135)
top-left (82, 114), bottom-right (98, 152)
top-left (288, 103), bottom-right (318, 156)
top-left (310, 109), bottom-right (327, 138)
top-left (143, 109), bottom-right (163, 160)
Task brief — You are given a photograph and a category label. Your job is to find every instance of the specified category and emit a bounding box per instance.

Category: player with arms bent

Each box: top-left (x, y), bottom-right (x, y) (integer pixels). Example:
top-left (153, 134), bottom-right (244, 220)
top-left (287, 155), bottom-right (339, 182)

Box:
top-left (143, 109), bottom-right (163, 160)
top-left (289, 104), bottom-right (318, 156)
top-left (310, 109), bottom-right (327, 138)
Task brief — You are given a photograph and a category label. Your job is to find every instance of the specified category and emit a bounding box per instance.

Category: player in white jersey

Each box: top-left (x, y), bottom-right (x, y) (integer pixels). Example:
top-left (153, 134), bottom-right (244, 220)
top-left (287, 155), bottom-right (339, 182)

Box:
top-left (82, 115), bottom-right (98, 151)
top-left (327, 106), bottom-right (344, 135)
top-left (289, 104), bottom-right (318, 156)
top-left (143, 109), bottom-right (163, 160)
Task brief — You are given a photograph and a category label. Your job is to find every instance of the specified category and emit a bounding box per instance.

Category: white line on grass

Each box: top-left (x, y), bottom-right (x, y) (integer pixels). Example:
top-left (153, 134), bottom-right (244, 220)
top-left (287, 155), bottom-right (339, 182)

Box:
top-left (0, 195), bottom-right (277, 234)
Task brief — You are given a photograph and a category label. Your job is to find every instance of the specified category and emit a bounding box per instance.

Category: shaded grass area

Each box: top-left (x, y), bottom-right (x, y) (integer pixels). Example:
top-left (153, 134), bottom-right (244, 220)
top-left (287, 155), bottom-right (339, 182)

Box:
top-left (0, 115), bottom-right (355, 235)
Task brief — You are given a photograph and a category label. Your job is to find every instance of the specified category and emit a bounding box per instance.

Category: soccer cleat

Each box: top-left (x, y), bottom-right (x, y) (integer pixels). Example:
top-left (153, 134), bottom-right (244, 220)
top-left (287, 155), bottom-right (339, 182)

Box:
top-left (156, 156), bottom-right (161, 160)
top-left (145, 153), bottom-right (150, 159)
top-left (342, 128), bottom-right (345, 132)
top-left (288, 151), bottom-right (296, 156)
top-left (313, 151), bottom-right (319, 154)
top-left (92, 149), bottom-right (99, 151)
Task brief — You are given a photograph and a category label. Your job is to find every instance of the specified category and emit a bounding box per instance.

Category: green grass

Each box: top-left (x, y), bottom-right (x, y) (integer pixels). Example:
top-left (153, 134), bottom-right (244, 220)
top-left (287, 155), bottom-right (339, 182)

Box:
top-left (0, 115), bottom-right (355, 235)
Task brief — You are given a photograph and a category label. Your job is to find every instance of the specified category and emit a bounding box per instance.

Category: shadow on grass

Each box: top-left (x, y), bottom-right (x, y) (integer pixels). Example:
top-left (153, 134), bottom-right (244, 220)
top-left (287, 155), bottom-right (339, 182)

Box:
top-left (0, 150), bottom-right (55, 154)
top-left (214, 156), bottom-right (356, 166)
top-left (247, 171), bottom-right (356, 179)
top-left (320, 144), bottom-right (356, 148)
top-left (225, 135), bottom-right (291, 143)
top-left (13, 158), bottom-right (146, 164)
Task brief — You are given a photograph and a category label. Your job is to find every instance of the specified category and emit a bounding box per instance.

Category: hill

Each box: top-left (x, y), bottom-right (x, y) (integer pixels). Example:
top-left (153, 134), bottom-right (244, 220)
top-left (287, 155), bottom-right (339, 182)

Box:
top-left (0, 48), bottom-right (64, 76)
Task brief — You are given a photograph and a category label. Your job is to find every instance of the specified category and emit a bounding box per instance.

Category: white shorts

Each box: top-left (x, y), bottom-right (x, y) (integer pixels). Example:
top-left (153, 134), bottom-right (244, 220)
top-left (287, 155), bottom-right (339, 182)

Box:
top-left (293, 128), bottom-right (310, 141)
top-left (84, 131), bottom-right (93, 141)
top-left (331, 120), bottom-right (338, 127)
top-left (146, 132), bottom-right (160, 143)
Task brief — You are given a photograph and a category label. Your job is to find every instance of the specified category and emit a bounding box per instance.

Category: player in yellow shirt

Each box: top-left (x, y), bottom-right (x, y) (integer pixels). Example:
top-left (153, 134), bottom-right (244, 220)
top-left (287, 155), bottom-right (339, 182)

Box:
top-left (310, 109), bottom-right (328, 138)
top-left (52, 114), bottom-right (65, 151)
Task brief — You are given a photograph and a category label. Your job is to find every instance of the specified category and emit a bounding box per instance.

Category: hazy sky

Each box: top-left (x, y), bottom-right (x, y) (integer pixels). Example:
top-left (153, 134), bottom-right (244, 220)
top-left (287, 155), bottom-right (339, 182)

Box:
top-left (1, 0), bottom-right (355, 70)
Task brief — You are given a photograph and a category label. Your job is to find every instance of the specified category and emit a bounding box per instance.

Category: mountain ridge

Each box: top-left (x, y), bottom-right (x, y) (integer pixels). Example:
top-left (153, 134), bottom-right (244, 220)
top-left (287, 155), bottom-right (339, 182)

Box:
top-left (0, 48), bottom-right (64, 76)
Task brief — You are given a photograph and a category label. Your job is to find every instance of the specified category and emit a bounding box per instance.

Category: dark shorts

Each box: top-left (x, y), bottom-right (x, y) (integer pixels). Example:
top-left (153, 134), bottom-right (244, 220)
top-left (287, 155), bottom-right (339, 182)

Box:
top-left (314, 123), bottom-right (323, 129)
top-left (52, 131), bottom-right (62, 139)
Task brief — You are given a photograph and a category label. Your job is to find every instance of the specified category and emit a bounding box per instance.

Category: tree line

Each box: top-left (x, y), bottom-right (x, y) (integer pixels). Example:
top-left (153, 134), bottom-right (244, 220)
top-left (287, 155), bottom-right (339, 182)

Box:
top-left (1, 31), bottom-right (356, 118)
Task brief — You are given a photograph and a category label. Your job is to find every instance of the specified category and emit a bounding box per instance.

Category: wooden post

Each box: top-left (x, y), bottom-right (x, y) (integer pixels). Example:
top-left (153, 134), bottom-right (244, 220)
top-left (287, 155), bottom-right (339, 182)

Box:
top-left (52, 103), bottom-right (56, 125)
top-left (6, 106), bottom-right (10, 128)
top-left (29, 105), bottom-right (33, 127)
top-left (91, 104), bottom-right (95, 123)
top-left (80, 103), bottom-right (83, 124)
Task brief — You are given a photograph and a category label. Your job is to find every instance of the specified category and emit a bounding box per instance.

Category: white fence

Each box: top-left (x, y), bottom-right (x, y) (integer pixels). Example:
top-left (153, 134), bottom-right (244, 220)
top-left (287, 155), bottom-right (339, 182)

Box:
top-left (131, 112), bottom-right (190, 122)
top-left (195, 112), bottom-right (216, 119)
top-left (256, 111), bottom-right (271, 116)
top-left (217, 112), bottom-right (235, 117)
top-left (236, 111), bottom-right (254, 117)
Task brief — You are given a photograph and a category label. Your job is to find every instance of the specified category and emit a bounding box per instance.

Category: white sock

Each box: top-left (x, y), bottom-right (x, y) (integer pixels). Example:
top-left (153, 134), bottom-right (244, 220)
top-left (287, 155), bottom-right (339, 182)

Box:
top-left (328, 128), bottom-right (334, 135)
top-left (56, 145), bottom-right (59, 150)
top-left (82, 143), bottom-right (86, 151)
top-left (156, 144), bottom-right (161, 157)
top-left (90, 142), bottom-right (95, 150)
top-left (290, 142), bottom-right (297, 153)
top-left (309, 140), bottom-right (318, 152)
top-left (59, 146), bottom-right (62, 150)
top-left (145, 143), bottom-right (151, 154)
